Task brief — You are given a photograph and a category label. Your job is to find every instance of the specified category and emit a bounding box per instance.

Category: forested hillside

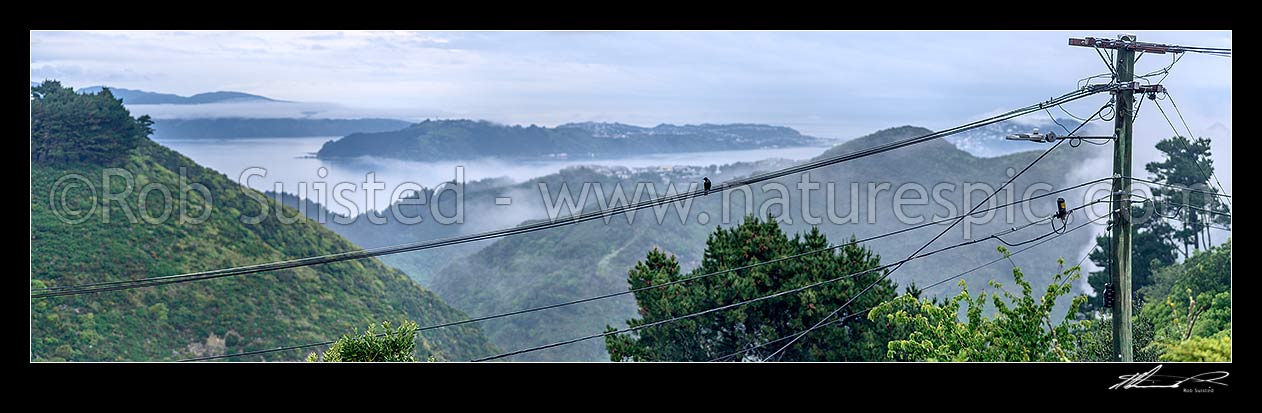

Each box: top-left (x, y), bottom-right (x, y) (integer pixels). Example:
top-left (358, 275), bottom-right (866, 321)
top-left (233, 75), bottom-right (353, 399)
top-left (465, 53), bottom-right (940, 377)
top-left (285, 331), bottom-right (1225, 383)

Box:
top-left (30, 81), bottom-right (496, 361)
top-left (316, 119), bottom-right (827, 161)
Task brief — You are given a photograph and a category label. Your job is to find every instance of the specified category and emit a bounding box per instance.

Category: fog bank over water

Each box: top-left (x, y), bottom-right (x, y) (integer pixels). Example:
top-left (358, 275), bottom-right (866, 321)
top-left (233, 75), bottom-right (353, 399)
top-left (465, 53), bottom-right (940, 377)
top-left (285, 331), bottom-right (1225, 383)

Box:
top-left (156, 137), bottom-right (831, 216)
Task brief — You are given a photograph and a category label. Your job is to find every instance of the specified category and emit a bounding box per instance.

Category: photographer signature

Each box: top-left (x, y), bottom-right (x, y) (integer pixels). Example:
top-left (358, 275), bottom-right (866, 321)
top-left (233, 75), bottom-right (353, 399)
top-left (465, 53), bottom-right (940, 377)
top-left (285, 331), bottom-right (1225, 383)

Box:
top-left (1110, 365), bottom-right (1229, 390)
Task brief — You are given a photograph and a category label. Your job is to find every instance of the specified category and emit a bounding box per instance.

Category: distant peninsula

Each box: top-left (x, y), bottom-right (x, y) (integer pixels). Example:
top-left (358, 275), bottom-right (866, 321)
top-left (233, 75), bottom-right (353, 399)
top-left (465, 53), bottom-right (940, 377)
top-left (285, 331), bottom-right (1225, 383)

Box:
top-left (315, 120), bottom-right (830, 161)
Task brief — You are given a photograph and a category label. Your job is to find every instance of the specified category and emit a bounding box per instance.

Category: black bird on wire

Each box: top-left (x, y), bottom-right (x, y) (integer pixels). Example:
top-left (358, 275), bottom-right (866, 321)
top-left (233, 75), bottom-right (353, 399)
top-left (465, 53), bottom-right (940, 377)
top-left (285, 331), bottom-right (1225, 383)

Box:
top-left (703, 177), bottom-right (712, 194)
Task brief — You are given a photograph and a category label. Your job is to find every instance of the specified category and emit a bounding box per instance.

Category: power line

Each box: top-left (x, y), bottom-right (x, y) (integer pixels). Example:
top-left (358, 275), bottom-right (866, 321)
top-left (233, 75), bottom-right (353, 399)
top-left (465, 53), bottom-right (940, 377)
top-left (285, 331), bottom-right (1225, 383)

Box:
top-left (1126, 176), bottom-right (1231, 199)
top-left (1138, 52), bottom-right (1184, 84)
top-left (1045, 107), bottom-right (1073, 135)
top-left (708, 310), bottom-right (867, 362)
top-left (1096, 47), bottom-right (1117, 77)
top-left (710, 209), bottom-right (1111, 362)
top-left (1183, 49), bottom-right (1231, 57)
top-left (469, 208), bottom-right (1090, 362)
top-left (35, 85), bottom-right (1117, 299)
top-left (1163, 91), bottom-right (1231, 202)
top-left (182, 337), bottom-right (335, 362)
top-left (1067, 135), bottom-right (1112, 148)
top-left (185, 179), bottom-right (1113, 361)
top-left (761, 106), bottom-right (1090, 359)
top-left (1161, 214), bottom-right (1232, 232)
top-left (1058, 102), bottom-right (1091, 122)
top-left (1175, 45), bottom-right (1231, 52)
top-left (1061, 244), bottom-right (1096, 291)
top-left (922, 210), bottom-right (1111, 292)
top-left (1132, 90), bottom-right (1147, 126)
top-left (762, 101), bottom-right (1112, 361)
top-left (1077, 74), bottom-right (1114, 91)
top-left (1071, 37), bottom-right (1230, 57)
top-left (1150, 95), bottom-right (1231, 206)
top-left (1151, 200), bottom-right (1232, 218)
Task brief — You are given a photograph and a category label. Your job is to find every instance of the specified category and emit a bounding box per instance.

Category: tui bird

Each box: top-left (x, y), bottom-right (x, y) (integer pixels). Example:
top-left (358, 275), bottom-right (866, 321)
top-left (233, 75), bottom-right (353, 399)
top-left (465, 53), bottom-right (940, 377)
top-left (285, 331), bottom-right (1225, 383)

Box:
top-left (703, 177), bottom-right (712, 193)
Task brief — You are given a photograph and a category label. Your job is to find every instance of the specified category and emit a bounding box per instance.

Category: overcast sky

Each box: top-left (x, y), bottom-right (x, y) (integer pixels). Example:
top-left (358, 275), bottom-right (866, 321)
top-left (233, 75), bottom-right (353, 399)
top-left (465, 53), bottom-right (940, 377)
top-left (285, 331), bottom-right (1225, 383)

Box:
top-left (29, 30), bottom-right (1232, 192)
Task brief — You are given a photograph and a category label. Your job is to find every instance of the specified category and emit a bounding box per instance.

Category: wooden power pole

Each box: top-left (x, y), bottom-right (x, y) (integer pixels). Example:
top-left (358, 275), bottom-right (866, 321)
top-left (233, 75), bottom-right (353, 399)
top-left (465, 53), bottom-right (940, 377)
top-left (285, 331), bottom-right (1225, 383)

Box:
top-left (1069, 34), bottom-right (1176, 361)
top-left (1109, 34), bottom-right (1136, 362)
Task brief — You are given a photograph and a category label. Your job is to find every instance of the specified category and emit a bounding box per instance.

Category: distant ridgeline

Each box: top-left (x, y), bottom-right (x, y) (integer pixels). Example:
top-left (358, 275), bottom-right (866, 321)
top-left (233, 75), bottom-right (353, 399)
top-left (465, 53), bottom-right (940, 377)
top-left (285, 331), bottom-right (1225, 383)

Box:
top-left (150, 118), bottom-right (413, 140)
top-left (315, 120), bottom-right (830, 161)
top-left (63, 85), bottom-right (414, 140)
top-left (75, 86), bottom-right (279, 105)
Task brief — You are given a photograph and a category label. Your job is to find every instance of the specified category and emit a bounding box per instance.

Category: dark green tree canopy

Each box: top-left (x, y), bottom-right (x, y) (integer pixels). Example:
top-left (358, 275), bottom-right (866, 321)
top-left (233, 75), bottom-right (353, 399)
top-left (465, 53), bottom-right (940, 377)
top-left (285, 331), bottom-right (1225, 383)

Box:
top-left (308, 321), bottom-right (419, 362)
top-left (1144, 135), bottom-right (1230, 252)
top-left (1082, 134), bottom-right (1229, 316)
top-left (31, 80), bottom-right (152, 165)
top-left (605, 215), bottom-right (898, 361)
top-left (1146, 136), bottom-right (1215, 188)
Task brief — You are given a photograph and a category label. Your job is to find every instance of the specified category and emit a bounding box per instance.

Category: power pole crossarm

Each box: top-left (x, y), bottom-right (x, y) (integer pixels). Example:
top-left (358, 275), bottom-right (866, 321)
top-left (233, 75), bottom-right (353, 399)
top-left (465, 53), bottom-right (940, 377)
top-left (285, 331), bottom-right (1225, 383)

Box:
top-left (1070, 37), bottom-right (1184, 54)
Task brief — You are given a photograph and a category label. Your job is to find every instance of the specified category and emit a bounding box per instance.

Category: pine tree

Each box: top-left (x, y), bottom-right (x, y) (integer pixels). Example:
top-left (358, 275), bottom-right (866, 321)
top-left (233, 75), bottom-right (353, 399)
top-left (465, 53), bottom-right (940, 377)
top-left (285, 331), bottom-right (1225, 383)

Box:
top-left (1144, 136), bottom-right (1231, 255)
top-left (605, 215), bottom-right (898, 361)
top-left (31, 80), bottom-right (148, 165)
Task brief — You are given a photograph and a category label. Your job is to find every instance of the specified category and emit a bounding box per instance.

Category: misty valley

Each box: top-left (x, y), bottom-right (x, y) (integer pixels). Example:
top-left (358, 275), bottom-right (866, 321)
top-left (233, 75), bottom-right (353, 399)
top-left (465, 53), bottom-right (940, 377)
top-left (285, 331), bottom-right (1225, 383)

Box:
top-left (30, 30), bottom-right (1232, 368)
top-left (146, 116), bottom-right (1122, 361)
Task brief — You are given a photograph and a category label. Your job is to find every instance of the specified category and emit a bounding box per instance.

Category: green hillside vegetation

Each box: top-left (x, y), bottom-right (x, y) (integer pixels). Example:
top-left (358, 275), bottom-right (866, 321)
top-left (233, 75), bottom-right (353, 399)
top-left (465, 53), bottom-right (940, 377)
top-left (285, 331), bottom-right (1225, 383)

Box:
top-left (1068, 240), bottom-right (1230, 362)
top-left (316, 119), bottom-right (826, 161)
top-left (30, 81), bottom-right (496, 361)
top-left (1144, 239), bottom-right (1231, 361)
top-left (872, 248), bottom-right (1088, 362)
